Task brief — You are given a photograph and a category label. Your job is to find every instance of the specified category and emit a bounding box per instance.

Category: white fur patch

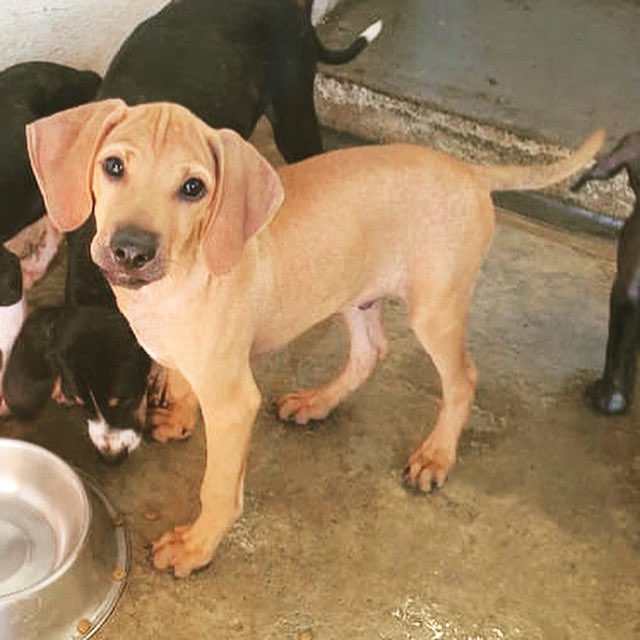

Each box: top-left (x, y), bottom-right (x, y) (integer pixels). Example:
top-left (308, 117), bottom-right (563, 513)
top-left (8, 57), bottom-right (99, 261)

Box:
top-left (0, 296), bottom-right (26, 382)
top-left (360, 19), bottom-right (383, 44)
top-left (88, 415), bottom-right (142, 457)
top-left (87, 396), bottom-right (142, 457)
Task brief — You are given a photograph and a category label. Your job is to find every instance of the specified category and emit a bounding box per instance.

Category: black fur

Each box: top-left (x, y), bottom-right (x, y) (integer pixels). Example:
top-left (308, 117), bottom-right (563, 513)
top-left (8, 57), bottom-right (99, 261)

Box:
top-left (4, 306), bottom-right (150, 431)
top-left (572, 132), bottom-right (640, 414)
top-left (0, 61), bottom-right (100, 311)
top-left (0, 61), bottom-right (101, 241)
top-left (97, 0), bottom-right (376, 162)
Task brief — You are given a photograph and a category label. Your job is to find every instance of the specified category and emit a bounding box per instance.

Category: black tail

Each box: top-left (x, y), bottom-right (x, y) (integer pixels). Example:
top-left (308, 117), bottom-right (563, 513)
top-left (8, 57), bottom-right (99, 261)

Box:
top-left (314, 19), bottom-right (382, 66)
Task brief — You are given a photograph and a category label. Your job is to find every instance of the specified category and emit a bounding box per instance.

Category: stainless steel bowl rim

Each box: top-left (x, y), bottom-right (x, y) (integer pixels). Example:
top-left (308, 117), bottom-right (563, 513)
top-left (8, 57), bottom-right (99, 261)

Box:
top-left (0, 438), bottom-right (91, 605)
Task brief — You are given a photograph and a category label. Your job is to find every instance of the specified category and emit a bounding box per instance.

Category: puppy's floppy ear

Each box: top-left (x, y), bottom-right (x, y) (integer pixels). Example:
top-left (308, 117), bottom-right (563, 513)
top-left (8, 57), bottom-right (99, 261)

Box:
top-left (203, 128), bottom-right (284, 275)
top-left (26, 99), bottom-right (127, 232)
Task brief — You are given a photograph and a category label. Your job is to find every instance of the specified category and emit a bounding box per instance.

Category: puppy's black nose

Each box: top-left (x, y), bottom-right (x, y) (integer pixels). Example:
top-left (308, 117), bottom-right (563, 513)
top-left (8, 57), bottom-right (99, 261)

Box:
top-left (110, 226), bottom-right (158, 271)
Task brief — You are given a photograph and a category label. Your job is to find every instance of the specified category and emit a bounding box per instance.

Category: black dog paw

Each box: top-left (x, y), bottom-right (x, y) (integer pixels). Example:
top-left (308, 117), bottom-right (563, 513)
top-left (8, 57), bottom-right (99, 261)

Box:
top-left (584, 379), bottom-right (629, 415)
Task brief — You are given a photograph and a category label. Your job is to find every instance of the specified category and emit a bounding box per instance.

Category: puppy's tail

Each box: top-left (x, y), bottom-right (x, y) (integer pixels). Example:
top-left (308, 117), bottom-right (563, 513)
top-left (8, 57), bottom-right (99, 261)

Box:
top-left (476, 129), bottom-right (606, 193)
top-left (314, 19), bottom-right (383, 65)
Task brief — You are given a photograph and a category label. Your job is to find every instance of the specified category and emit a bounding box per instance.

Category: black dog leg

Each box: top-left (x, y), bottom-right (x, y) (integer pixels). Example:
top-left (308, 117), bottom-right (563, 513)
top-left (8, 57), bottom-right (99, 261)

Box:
top-left (573, 132), bottom-right (640, 414)
top-left (269, 86), bottom-right (324, 163)
top-left (266, 41), bottom-right (324, 163)
top-left (586, 284), bottom-right (639, 414)
top-left (586, 209), bottom-right (640, 414)
top-left (266, 12), bottom-right (381, 162)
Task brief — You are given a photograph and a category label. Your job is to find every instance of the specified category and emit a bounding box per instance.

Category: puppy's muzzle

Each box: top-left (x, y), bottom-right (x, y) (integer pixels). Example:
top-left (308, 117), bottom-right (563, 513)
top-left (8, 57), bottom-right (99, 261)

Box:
top-left (88, 416), bottom-right (143, 465)
top-left (96, 225), bottom-right (164, 288)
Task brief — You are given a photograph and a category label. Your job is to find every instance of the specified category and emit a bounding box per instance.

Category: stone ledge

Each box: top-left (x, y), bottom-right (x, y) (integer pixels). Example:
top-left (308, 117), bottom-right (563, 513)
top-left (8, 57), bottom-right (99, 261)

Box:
top-left (315, 72), bottom-right (632, 228)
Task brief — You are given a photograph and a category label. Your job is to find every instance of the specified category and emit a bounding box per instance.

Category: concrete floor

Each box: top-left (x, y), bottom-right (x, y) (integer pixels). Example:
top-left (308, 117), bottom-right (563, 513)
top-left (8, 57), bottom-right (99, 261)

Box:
top-left (5, 3), bottom-right (640, 635)
top-left (319, 0), bottom-right (640, 148)
top-left (4, 121), bottom-right (639, 639)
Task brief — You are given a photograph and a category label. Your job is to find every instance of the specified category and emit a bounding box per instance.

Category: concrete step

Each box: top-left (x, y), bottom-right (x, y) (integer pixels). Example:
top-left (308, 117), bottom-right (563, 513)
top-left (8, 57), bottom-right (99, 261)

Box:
top-left (313, 0), bottom-right (640, 230)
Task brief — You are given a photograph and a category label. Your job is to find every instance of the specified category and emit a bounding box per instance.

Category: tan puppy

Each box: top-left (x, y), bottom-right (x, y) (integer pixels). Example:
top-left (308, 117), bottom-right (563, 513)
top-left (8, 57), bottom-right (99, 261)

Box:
top-left (26, 100), bottom-right (604, 577)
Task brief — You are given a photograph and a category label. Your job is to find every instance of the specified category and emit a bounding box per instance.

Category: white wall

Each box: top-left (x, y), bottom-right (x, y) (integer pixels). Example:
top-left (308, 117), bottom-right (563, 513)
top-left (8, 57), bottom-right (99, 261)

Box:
top-left (311, 0), bottom-right (342, 24)
top-left (2, 1), bottom-right (167, 74)
top-left (1, 0), bottom-right (343, 75)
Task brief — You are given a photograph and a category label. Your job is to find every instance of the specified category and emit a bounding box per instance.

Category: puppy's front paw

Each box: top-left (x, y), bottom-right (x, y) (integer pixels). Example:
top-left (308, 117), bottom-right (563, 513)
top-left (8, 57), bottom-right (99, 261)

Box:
top-left (403, 436), bottom-right (456, 492)
top-left (146, 406), bottom-right (195, 443)
top-left (584, 379), bottom-right (629, 415)
top-left (50, 376), bottom-right (78, 407)
top-left (151, 523), bottom-right (216, 578)
top-left (274, 389), bottom-right (335, 424)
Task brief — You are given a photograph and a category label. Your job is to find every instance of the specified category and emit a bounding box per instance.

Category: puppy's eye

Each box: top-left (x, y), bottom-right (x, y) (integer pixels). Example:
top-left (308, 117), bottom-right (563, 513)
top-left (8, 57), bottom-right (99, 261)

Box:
top-left (179, 177), bottom-right (206, 201)
top-left (103, 156), bottom-right (124, 179)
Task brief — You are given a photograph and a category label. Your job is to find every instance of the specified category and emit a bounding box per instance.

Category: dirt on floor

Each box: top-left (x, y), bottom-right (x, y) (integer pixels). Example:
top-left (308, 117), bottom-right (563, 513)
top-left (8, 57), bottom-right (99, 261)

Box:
top-left (4, 121), bottom-right (640, 639)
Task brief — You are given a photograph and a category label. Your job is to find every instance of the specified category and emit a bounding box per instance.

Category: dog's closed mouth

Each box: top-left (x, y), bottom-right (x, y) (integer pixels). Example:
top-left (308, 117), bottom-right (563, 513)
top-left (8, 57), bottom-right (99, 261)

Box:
top-left (101, 268), bottom-right (156, 289)
top-left (97, 255), bottom-right (166, 289)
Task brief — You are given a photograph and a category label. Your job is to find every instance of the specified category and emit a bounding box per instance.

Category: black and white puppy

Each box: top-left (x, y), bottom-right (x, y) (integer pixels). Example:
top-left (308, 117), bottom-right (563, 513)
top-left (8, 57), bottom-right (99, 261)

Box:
top-left (0, 61), bottom-right (100, 408)
top-left (573, 132), bottom-right (640, 414)
top-left (96, 0), bottom-right (381, 162)
top-left (3, 305), bottom-right (151, 464)
top-left (5, 216), bottom-right (153, 463)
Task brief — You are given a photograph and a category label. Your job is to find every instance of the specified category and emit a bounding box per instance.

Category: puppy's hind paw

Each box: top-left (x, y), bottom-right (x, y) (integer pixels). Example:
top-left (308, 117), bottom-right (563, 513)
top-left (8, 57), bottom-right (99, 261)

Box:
top-left (273, 389), bottom-right (335, 425)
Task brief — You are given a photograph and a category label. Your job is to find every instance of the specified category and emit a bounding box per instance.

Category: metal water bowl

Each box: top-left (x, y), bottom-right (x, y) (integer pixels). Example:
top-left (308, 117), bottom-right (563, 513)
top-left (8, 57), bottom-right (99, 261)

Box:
top-left (0, 439), bottom-right (129, 639)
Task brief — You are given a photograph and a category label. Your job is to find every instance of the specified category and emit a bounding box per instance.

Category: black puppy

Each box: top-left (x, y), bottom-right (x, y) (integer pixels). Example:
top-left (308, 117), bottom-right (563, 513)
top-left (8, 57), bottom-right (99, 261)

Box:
top-left (3, 305), bottom-right (151, 464)
top-left (573, 132), bottom-right (640, 414)
top-left (0, 61), bottom-right (100, 406)
top-left (97, 0), bottom-right (381, 162)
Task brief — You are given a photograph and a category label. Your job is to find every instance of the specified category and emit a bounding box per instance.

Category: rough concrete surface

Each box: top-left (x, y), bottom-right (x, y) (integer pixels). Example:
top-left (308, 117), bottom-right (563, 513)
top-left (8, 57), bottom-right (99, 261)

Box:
top-left (3, 121), bottom-right (639, 639)
top-left (318, 0), bottom-right (640, 147)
